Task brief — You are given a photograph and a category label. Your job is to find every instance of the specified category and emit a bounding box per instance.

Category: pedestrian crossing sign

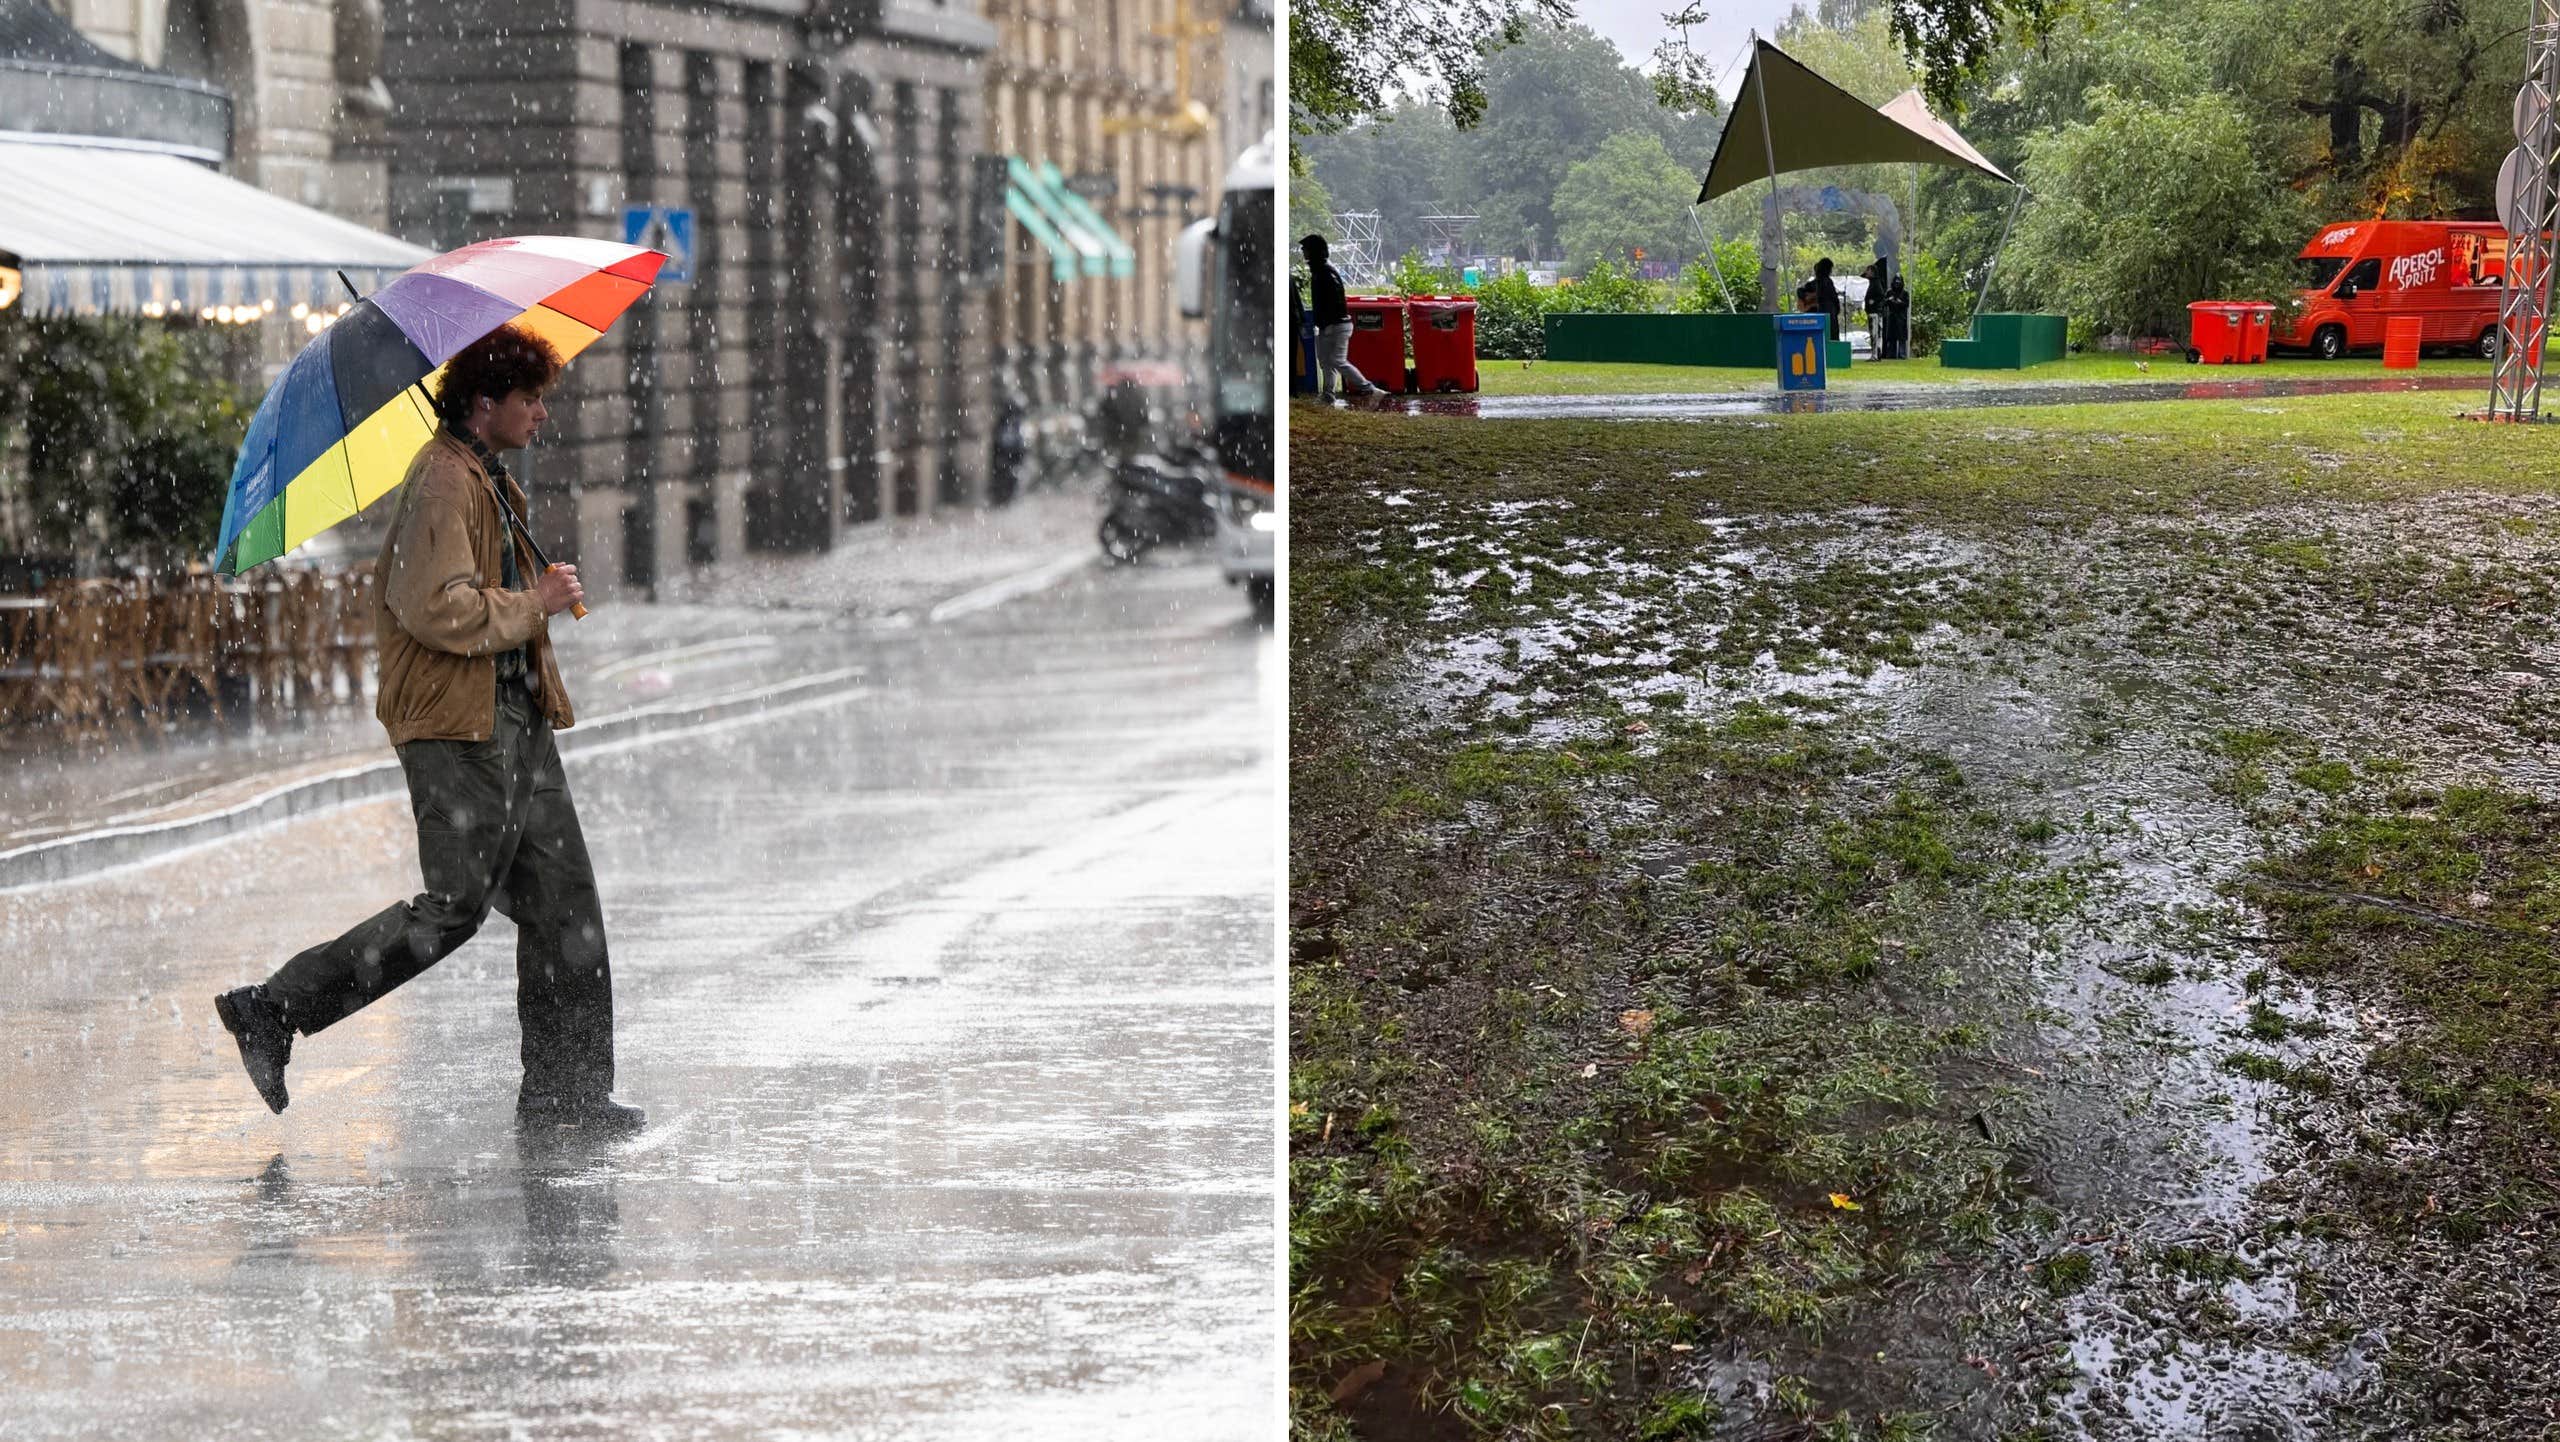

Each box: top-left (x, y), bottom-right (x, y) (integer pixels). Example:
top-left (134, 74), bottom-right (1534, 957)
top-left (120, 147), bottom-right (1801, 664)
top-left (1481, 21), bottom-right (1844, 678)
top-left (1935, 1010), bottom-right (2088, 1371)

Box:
top-left (622, 204), bottom-right (694, 283)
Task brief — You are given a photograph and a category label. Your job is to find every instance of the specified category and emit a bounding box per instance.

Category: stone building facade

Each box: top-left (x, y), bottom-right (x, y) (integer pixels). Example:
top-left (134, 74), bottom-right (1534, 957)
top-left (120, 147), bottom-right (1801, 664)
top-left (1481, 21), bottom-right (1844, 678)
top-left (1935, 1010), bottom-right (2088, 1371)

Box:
top-left (50, 0), bottom-right (394, 228)
top-left (379, 1), bottom-right (996, 601)
top-left (983, 0), bottom-right (1255, 425)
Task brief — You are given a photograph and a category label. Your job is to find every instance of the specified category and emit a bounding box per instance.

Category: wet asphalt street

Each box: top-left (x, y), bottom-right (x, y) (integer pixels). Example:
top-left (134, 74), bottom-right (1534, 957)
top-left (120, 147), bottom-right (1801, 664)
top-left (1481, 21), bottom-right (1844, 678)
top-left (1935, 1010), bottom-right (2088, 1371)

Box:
top-left (0, 559), bottom-right (1278, 1439)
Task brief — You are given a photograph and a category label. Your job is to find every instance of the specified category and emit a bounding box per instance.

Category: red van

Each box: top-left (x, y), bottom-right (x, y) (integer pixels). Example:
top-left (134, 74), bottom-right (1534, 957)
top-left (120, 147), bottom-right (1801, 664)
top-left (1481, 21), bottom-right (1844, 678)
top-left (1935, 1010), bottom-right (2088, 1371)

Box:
top-left (2276, 219), bottom-right (2508, 360)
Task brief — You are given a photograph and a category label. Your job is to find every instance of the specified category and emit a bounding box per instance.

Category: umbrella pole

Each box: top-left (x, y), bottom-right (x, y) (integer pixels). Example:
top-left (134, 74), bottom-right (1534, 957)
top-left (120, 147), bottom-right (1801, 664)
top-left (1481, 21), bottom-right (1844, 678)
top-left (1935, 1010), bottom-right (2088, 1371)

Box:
top-left (337, 271), bottom-right (588, 621)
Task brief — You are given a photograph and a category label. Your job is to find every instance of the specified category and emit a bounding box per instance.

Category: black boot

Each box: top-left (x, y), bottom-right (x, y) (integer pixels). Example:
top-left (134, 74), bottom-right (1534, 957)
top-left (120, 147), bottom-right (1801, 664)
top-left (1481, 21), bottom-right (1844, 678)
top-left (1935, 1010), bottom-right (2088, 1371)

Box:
top-left (214, 986), bottom-right (294, 1114)
top-left (516, 1093), bottom-right (646, 1135)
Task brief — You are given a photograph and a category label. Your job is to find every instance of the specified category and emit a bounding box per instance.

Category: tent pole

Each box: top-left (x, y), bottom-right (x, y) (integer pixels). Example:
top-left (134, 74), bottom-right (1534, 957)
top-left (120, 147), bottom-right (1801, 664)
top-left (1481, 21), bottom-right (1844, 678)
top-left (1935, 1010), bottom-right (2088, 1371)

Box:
top-left (1751, 32), bottom-right (1782, 313)
top-left (1972, 184), bottom-right (2027, 332)
top-left (1691, 204), bottom-right (1740, 312)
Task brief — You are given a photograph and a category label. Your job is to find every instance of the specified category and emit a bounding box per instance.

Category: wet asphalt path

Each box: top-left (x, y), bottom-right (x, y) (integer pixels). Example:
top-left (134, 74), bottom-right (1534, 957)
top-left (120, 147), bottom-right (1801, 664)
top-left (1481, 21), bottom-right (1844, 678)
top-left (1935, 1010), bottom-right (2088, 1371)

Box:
top-left (0, 559), bottom-right (1277, 1439)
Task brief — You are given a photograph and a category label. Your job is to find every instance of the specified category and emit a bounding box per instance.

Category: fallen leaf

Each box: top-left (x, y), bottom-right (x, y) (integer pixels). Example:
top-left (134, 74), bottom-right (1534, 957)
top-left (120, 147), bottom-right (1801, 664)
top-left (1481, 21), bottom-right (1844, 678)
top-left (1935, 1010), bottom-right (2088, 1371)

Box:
top-left (1321, 1114), bottom-right (1335, 1144)
top-left (1829, 1193), bottom-right (1863, 1211)
top-left (1619, 1008), bottom-right (1657, 1040)
top-left (1329, 1360), bottom-right (1387, 1404)
top-left (1290, 1101), bottom-right (1309, 1116)
top-left (1624, 720), bottom-right (1651, 735)
top-left (1581, 1062), bottom-right (1599, 1078)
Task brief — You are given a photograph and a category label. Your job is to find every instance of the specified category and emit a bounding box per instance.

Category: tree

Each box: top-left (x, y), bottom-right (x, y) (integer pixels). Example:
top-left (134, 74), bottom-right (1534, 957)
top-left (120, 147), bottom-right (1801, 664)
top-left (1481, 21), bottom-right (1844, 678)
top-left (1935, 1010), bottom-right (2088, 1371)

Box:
top-left (0, 316), bottom-right (248, 572)
top-left (1455, 22), bottom-right (1710, 256)
top-left (1554, 132), bottom-right (1700, 271)
top-left (1289, 162), bottom-right (1336, 255)
top-left (1886, 0), bottom-right (2069, 113)
top-left (2006, 87), bottom-right (2310, 336)
top-left (1291, 0), bottom-right (1573, 131)
top-left (1290, 0), bottom-right (2064, 129)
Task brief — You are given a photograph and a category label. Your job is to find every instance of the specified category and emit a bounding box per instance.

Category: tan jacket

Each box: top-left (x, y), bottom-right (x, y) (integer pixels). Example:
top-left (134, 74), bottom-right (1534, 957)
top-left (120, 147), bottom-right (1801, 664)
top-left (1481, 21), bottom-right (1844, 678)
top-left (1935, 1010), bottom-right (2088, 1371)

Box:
top-left (373, 430), bottom-right (574, 745)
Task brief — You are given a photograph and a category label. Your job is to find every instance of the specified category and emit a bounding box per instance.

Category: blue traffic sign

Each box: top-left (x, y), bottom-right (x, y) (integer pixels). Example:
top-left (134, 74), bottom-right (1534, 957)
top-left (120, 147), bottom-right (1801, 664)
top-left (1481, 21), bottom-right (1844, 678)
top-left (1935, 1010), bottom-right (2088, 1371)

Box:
top-left (622, 205), bottom-right (694, 283)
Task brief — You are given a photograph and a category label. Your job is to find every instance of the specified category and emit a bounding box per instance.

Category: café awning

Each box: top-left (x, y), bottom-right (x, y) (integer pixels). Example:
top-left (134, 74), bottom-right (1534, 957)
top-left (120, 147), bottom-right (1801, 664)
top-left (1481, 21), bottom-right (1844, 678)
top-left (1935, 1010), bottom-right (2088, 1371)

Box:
top-left (0, 138), bottom-right (430, 317)
top-left (1697, 39), bottom-right (2014, 204)
top-left (1034, 160), bottom-right (1136, 279)
top-left (1006, 156), bottom-right (1109, 282)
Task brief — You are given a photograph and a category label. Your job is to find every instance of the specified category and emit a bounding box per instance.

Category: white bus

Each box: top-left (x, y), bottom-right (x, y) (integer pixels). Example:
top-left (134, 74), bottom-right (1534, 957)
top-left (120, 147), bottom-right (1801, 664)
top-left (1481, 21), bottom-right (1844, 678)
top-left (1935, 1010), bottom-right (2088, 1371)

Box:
top-left (1178, 130), bottom-right (1276, 621)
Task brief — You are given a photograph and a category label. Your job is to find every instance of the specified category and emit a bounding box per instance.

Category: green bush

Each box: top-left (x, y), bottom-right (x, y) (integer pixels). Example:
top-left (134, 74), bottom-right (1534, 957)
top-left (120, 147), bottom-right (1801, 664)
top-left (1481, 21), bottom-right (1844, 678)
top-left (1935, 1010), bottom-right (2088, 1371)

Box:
top-left (0, 314), bottom-right (249, 571)
top-left (1671, 239), bottom-right (1761, 315)
top-left (1387, 250), bottom-right (1460, 298)
top-left (1470, 270), bottom-right (1555, 360)
top-left (1902, 251), bottom-right (1976, 357)
top-left (1557, 259), bottom-right (1656, 315)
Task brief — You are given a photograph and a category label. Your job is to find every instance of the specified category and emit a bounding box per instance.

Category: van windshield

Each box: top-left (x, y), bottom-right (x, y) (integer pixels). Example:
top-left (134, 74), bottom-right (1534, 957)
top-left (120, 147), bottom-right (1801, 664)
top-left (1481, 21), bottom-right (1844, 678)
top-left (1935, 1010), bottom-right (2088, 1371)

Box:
top-left (2296, 256), bottom-right (2349, 290)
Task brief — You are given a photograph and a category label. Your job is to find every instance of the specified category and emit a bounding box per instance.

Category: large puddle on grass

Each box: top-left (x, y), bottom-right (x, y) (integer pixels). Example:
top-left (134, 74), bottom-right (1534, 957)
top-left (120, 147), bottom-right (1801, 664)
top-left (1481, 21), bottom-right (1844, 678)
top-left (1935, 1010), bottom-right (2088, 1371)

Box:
top-left (1398, 497), bottom-right (1987, 743)
top-left (1367, 483), bottom-right (2560, 1438)
top-left (1382, 372), bottom-right (2485, 421)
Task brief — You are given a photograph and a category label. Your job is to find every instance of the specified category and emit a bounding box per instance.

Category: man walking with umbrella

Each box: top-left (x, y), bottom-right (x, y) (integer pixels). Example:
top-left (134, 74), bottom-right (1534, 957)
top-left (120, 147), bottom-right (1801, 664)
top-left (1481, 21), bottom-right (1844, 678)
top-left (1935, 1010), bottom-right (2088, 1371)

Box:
top-left (214, 324), bottom-right (640, 1133)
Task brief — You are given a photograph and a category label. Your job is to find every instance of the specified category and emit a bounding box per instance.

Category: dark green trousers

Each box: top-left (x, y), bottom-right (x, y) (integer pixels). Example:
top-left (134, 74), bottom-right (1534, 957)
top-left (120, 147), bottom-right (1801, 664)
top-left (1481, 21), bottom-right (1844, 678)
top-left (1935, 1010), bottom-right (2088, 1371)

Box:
top-left (265, 684), bottom-right (615, 1104)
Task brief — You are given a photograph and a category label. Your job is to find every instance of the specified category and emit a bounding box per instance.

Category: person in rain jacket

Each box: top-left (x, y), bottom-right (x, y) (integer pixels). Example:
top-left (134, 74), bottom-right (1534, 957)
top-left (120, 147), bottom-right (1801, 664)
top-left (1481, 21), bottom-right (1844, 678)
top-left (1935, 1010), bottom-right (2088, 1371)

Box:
top-left (213, 325), bottom-right (642, 1134)
top-left (1301, 233), bottom-right (1384, 401)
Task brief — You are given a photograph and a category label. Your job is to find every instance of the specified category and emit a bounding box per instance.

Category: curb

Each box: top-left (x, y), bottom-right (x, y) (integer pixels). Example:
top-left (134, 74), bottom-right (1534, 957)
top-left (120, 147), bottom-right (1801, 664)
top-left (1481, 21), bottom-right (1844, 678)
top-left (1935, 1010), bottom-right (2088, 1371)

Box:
top-left (0, 666), bottom-right (867, 894)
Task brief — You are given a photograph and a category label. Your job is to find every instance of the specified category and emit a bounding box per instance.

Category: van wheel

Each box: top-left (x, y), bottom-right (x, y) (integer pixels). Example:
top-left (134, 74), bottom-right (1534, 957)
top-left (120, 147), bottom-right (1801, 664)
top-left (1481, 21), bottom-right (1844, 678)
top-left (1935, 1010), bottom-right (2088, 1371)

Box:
top-left (2480, 327), bottom-right (2501, 361)
top-left (2313, 325), bottom-right (2347, 360)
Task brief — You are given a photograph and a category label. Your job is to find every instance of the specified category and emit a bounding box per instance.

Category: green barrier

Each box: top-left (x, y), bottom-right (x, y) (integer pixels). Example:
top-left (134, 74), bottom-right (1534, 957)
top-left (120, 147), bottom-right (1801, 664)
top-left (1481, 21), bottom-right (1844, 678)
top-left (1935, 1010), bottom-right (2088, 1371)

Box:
top-left (1938, 313), bottom-right (2067, 370)
top-left (1543, 312), bottom-right (1851, 370)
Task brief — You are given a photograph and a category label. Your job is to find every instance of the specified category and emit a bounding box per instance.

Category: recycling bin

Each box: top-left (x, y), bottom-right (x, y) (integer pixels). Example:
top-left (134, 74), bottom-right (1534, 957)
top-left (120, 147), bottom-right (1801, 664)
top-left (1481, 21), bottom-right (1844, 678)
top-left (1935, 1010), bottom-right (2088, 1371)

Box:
top-left (2383, 315), bottom-right (2422, 370)
top-left (1345, 296), bottom-right (1409, 395)
top-left (2186, 301), bottom-right (2255, 364)
top-left (1409, 295), bottom-right (1479, 393)
top-left (1776, 311), bottom-right (1828, 390)
top-left (2241, 303), bottom-right (2276, 363)
top-left (1292, 287), bottom-right (1318, 393)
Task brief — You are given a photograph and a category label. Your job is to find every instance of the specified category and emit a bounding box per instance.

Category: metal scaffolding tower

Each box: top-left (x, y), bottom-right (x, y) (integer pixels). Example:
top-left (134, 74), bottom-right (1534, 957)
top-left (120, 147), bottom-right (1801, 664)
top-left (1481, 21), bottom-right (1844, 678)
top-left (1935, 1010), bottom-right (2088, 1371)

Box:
top-left (2488, 0), bottom-right (2560, 421)
top-left (1417, 214), bottom-right (1476, 265)
top-left (1329, 210), bottom-right (1386, 287)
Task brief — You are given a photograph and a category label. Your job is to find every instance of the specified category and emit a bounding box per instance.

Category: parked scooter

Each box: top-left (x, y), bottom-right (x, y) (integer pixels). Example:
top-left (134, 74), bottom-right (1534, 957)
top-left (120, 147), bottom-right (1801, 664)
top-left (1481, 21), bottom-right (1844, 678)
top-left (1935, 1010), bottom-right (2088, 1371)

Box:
top-left (1098, 443), bottom-right (1218, 564)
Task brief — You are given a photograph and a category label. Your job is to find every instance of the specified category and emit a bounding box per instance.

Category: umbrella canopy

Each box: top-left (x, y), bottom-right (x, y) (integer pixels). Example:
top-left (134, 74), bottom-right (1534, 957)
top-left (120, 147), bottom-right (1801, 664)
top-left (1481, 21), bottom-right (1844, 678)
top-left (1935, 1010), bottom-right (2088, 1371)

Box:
top-left (1697, 39), bottom-right (2015, 204)
top-left (215, 235), bottom-right (665, 575)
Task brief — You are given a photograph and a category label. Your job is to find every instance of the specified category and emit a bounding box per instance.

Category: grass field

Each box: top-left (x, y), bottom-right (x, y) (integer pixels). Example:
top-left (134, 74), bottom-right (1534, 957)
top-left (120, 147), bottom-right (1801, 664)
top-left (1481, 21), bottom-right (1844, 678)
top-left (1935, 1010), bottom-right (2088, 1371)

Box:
top-left (1463, 352), bottom-right (2502, 397)
top-left (1290, 389), bottom-right (2560, 1439)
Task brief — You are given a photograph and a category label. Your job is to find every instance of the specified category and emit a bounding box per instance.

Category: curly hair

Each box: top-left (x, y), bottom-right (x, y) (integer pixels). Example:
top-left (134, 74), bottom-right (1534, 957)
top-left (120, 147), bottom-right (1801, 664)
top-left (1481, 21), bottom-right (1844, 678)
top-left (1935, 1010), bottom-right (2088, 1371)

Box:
top-left (432, 325), bottom-right (564, 428)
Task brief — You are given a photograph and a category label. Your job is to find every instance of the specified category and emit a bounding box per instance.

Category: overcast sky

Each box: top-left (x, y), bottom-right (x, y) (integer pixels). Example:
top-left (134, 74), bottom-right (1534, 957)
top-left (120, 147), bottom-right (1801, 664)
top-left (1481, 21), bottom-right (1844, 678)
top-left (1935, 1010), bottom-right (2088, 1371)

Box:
top-left (1575, 0), bottom-right (1812, 105)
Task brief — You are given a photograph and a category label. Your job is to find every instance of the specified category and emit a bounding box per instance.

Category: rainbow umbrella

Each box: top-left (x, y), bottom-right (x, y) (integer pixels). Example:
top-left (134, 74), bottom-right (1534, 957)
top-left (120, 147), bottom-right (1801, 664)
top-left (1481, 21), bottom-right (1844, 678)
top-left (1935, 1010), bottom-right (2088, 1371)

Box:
top-left (214, 235), bottom-right (665, 575)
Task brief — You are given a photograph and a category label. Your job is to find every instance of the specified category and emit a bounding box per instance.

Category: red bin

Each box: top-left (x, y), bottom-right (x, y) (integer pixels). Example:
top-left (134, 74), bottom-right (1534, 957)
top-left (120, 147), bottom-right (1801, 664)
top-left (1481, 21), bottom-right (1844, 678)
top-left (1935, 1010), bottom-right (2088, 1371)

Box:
top-left (1344, 296), bottom-right (1409, 395)
top-left (2186, 301), bottom-right (2249, 365)
top-left (2241, 303), bottom-right (2276, 363)
top-left (1409, 295), bottom-right (1480, 393)
top-left (2382, 315), bottom-right (2421, 370)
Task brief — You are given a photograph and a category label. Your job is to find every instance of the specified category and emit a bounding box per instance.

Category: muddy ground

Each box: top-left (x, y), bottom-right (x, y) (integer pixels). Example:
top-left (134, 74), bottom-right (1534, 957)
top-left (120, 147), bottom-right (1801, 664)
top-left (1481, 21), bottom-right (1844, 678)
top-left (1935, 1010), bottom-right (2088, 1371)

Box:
top-left (1289, 395), bottom-right (2560, 1441)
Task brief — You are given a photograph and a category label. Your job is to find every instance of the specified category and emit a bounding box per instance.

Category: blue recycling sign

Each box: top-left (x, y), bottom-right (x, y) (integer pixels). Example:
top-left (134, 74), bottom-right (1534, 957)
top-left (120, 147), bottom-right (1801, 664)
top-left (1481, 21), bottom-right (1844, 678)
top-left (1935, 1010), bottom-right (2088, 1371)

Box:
top-left (622, 204), bottom-right (695, 283)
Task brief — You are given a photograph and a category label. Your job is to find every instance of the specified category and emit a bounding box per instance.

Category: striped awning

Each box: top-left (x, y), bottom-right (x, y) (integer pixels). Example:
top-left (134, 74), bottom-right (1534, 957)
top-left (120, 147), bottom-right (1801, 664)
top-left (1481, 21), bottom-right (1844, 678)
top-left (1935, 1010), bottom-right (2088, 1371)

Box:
top-left (1034, 160), bottom-right (1136, 279)
top-left (0, 138), bottom-right (429, 317)
top-left (1006, 156), bottom-right (1107, 282)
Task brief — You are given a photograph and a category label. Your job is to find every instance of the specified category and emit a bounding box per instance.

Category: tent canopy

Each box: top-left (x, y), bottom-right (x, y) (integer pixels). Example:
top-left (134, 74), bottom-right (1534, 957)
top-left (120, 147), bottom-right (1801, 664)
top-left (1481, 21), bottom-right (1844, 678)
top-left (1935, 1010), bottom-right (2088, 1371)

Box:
top-left (1697, 39), bottom-right (2014, 204)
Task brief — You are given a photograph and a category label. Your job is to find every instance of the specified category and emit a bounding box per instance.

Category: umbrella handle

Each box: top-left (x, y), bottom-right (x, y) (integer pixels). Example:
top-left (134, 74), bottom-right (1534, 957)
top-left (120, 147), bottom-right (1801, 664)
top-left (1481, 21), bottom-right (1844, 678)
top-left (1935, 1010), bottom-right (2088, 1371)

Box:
top-left (547, 564), bottom-right (590, 622)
